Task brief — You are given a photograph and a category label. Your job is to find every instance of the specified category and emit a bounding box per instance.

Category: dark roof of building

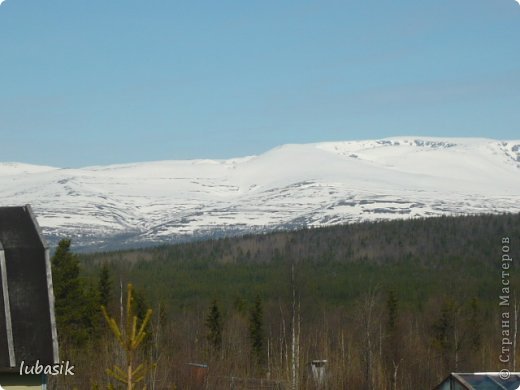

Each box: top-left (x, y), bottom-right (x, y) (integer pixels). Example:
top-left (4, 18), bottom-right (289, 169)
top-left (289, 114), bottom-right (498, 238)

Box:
top-left (0, 205), bottom-right (58, 371)
top-left (434, 372), bottom-right (520, 390)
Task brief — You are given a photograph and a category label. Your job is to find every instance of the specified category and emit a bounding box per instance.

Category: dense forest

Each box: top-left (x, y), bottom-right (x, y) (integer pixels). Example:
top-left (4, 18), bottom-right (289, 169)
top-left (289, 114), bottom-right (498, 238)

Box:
top-left (50, 213), bottom-right (520, 389)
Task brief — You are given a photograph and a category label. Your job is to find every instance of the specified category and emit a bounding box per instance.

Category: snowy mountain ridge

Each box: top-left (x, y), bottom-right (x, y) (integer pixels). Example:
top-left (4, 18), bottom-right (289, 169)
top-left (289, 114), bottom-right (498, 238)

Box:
top-left (1, 137), bottom-right (519, 250)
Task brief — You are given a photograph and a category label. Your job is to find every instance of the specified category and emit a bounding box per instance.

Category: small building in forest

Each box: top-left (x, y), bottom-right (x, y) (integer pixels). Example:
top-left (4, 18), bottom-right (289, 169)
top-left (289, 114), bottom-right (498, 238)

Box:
top-left (308, 359), bottom-right (327, 388)
top-left (433, 372), bottom-right (520, 390)
top-left (0, 205), bottom-right (59, 389)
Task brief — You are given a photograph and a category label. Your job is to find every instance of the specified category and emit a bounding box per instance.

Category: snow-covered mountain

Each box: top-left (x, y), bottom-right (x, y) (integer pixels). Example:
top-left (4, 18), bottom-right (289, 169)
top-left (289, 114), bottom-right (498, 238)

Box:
top-left (1, 137), bottom-right (519, 250)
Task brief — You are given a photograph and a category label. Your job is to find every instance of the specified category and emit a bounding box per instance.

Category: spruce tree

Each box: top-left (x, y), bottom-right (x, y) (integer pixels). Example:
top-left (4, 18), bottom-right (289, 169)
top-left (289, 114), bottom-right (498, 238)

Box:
top-left (98, 262), bottom-right (112, 308)
top-left (385, 290), bottom-right (402, 390)
top-left (386, 290), bottom-right (398, 332)
top-left (52, 239), bottom-right (96, 346)
top-left (249, 295), bottom-right (265, 366)
top-left (129, 287), bottom-right (152, 350)
top-left (132, 288), bottom-right (148, 323)
top-left (206, 299), bottom-right (223, 354)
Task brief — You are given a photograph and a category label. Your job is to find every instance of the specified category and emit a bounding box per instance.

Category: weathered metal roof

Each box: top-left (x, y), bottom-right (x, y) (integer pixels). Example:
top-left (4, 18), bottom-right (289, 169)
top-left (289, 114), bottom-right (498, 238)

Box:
top-left (0, 205), bottom-right (58, 371)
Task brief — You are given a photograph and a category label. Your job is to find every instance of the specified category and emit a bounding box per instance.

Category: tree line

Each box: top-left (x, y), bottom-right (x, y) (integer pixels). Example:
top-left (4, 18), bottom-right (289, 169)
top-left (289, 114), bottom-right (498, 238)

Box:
top-left (49, 213), bottom-right (520, 389)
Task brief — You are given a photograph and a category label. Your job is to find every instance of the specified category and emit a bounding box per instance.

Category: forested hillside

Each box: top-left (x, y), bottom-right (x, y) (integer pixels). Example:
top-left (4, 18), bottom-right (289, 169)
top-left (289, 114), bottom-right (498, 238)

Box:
top-left (53, 213), bottom-right (519, 389)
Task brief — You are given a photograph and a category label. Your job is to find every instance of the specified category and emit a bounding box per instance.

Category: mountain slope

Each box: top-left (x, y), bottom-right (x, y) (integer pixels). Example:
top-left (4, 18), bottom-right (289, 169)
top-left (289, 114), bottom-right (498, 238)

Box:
top-left (1, 137), bottom-right (519, 250)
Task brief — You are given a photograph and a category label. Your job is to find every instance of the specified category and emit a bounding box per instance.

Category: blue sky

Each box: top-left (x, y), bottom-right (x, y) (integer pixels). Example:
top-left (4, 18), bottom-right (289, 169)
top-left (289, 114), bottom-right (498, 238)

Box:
top-left (1, 0), bottom-right (519, 167)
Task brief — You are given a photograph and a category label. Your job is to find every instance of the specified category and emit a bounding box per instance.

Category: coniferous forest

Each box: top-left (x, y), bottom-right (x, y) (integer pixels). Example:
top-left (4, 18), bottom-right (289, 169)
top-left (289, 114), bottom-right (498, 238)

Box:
top-left (49, 213), bottom-right (520, 389)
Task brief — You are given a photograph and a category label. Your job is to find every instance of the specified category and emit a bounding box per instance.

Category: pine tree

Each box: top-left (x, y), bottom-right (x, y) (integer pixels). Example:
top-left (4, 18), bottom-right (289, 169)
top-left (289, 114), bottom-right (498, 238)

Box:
top-left (206, 299), bottom-right (223, 354)
top-left (102, 283), bottom-right (154, 390)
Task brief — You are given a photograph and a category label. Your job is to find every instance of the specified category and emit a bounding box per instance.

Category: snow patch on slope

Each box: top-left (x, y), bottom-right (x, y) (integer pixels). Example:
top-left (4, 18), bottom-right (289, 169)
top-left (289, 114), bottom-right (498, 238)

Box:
top-left (1, 137), bottom-right (518, 250)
